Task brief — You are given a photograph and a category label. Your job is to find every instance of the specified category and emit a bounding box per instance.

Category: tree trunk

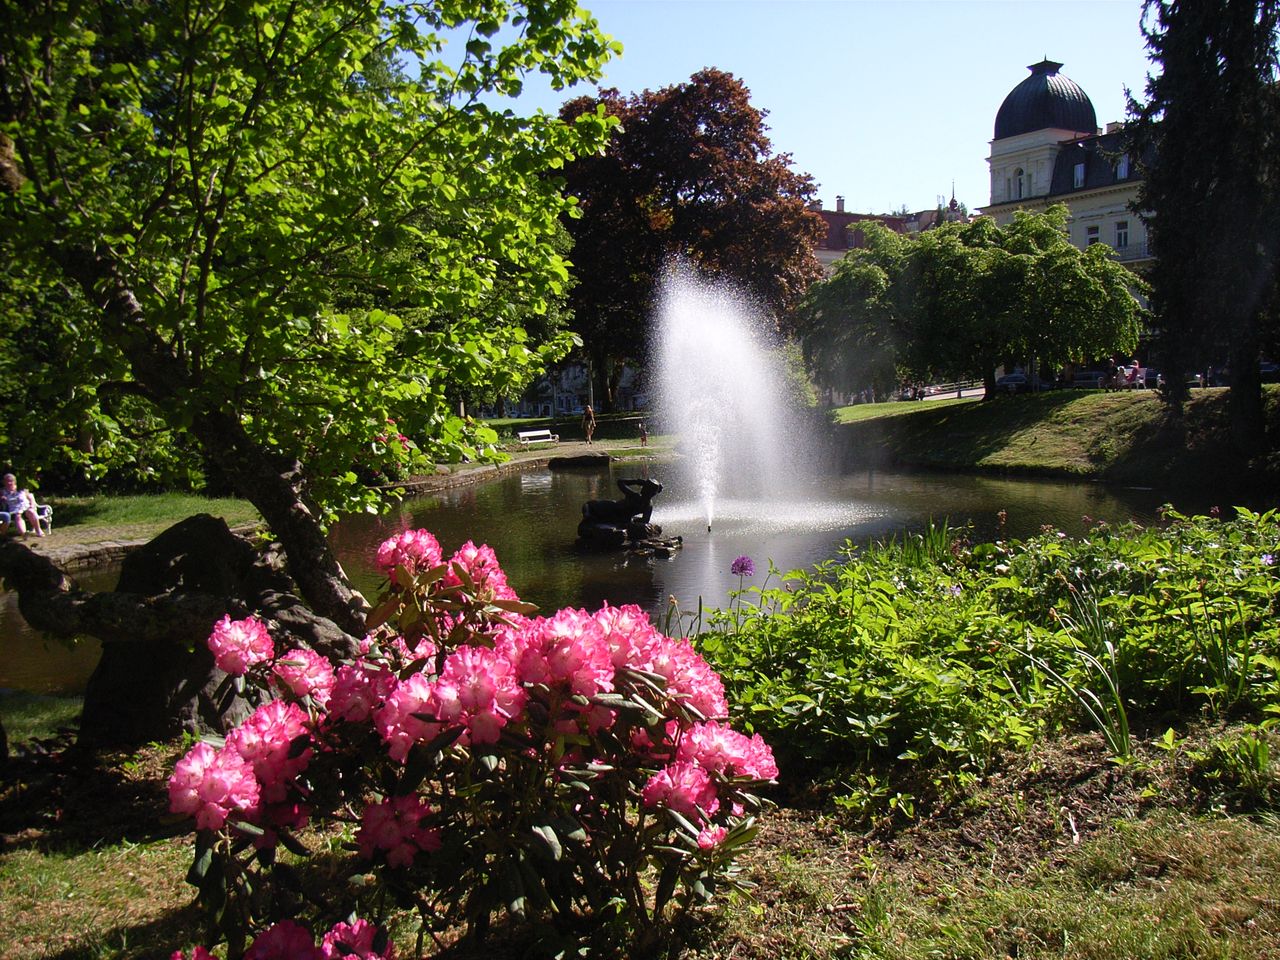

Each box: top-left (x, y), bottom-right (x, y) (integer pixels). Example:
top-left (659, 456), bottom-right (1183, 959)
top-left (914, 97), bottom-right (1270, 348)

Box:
top-left (981, 366), bottom-right (998, 400)
top-left (0, 517), bottom-right (360, 745)
top-left (1228, 336), bottom-right (1266, 457)
top-left (52, 245), bottom-right (369, 636)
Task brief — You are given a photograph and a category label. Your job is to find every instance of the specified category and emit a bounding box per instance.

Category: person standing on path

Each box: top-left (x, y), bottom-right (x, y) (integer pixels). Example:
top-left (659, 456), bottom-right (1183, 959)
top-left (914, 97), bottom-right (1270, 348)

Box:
top-left (582, 405), bottom-right (596, 444)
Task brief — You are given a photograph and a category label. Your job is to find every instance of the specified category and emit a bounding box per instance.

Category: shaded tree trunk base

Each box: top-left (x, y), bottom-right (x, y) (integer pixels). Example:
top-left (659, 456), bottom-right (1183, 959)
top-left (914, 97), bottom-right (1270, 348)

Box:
top-left (0, 515), bottom-right (360, 747)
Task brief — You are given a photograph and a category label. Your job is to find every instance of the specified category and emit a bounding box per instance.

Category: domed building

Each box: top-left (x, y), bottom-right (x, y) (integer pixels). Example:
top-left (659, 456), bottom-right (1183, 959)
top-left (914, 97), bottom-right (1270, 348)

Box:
top-left (985, 59), bottom-right (1151, 268)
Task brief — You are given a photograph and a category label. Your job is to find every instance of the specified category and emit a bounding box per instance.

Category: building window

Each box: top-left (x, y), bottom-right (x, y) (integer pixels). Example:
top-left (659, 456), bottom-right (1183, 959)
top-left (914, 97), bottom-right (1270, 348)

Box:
top-left (1086, 225), bottom-right (1099, 245)
top-left (1014, 167), bottom-right (1024, 199)
top-left (1115, 220), bottom-right (1129, 248)
top-left (1073, 162), bottom-right (1086, 189)
top-left (1116, 154), bottom-right (1130, 179)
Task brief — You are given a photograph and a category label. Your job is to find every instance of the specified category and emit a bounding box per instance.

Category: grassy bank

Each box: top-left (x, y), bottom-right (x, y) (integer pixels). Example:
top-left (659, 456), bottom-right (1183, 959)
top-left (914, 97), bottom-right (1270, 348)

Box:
top-left (833, 386), bottom-right (1280, 491)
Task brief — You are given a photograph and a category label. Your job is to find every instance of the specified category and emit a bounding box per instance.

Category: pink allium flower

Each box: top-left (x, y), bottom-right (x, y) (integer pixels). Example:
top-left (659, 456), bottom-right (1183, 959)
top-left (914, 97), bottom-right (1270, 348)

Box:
top-left (697, 824), bottom-right (729, 849)
top-left (245, 920), bottom-right (322, 960)
top-left (434, 644), bottom-right (526, 745)
top-left (442, 540), bottom-right (518, 601)
top-left (643, 636), bottom-right (728, 720)
top-left (328, 661), bottom-right (396, 724)
top-left (374, 673), bottom-right (444, 763)
top-left (676, 720), bottom-right (778, 781)
top-left (169, 741), bottom-right (260, 831)
top-left (226, 700), bottom-right (312, 804)
top-left (272, 647), bottom-right (336, 706)
top-left (515, 609), bottom-right (614, 697)
top-left (730, 555), bottom-right (755, 578)
top-left (207, 615), bottom-right (274, 676)
top-left (357, 794), bottom-right (441, 868)
top-left (375, 529), bottom-right (443, 576)
top-left (321, 918), bottom-right (395, 960)
top-left (641, 760), bottom-right (720, 821)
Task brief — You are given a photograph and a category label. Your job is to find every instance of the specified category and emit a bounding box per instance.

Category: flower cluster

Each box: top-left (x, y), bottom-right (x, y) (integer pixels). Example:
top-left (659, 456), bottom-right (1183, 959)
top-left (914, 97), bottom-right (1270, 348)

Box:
top-left (169, 528), bottom-right (775, 952)
top-left (357, 794), bottom-right (442, 868)
top-left (208, 615), bottom-right (274, 675)
top-left (175, 917), bottom-right (395, 960)
top-left (375, 528), bottom-right (443, 576)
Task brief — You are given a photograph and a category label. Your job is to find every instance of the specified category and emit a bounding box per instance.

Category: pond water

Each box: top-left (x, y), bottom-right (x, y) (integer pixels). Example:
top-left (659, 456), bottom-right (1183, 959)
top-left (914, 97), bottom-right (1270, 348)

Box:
top-left (1, 464), bottom-right (1198, 696)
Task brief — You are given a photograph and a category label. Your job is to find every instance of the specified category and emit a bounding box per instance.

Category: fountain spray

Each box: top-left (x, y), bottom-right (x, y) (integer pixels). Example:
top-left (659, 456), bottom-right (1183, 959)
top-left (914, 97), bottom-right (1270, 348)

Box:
top-left (654, 259), bottom-right (814, 531)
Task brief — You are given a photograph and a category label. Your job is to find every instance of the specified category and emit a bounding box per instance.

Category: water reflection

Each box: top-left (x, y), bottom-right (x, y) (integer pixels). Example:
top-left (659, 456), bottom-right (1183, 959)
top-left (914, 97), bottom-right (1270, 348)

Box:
top-left (333, 465), bottom-right (1179, 624)
top-left (1, 466), bottom-right (1206, 695)
top-left (0, 564), bottom-right (116, 695)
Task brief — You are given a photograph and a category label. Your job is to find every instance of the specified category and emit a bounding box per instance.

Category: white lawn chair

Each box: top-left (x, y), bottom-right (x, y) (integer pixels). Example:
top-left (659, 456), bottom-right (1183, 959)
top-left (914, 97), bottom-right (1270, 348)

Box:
top-left (1, 502), bottom-right (52, 535)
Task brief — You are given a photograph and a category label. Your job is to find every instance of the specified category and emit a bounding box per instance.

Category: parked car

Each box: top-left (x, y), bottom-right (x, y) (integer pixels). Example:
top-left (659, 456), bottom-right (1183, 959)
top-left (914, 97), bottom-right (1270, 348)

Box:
top-left (995, 373), bottom-right (1030, 393)
top-left (1072, 371), bottom-right (1106, 389)
top-left (1260, 360), bottom-right (1279, 383)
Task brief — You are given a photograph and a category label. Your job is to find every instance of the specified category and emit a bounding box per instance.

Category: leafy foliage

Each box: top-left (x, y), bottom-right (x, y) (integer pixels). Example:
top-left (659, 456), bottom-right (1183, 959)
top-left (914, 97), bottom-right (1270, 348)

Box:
top-left (0, 0), bottom-right (623, 629)
top-left (558, 68), bottom-right (825, 407)
top-left (697, 508), bottom-right (1280, 818)
top-left (797, 206), bottom-right (1147, 397)
top-left (0, 0), bottom-right (616, 509)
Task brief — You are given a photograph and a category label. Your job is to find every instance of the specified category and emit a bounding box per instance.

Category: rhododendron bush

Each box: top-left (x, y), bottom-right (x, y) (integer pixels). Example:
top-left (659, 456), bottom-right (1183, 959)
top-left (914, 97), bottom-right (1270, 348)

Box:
top-left (170, 530), bottom-right (775, 957)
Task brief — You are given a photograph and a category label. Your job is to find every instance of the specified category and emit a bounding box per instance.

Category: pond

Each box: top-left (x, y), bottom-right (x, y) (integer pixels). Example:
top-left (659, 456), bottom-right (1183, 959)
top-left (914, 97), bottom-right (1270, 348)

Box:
top-left (1, 464), bottom-right (1196, 696)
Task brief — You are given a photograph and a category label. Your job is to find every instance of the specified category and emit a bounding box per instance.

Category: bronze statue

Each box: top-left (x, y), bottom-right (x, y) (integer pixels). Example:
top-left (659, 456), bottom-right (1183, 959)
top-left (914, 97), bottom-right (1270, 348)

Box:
top-left (578, 478), bottom-right (663, 546)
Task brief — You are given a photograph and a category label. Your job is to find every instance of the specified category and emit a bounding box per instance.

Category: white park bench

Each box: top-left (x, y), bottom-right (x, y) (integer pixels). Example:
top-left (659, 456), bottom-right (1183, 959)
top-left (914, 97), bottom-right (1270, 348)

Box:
top-left (517, 428), bottom-right (559, 447)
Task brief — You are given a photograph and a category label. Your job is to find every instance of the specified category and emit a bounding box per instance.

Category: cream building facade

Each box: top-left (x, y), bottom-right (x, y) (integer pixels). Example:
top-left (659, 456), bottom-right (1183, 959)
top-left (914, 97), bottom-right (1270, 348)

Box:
top-left (984, 60), bottom-right (1151, 270)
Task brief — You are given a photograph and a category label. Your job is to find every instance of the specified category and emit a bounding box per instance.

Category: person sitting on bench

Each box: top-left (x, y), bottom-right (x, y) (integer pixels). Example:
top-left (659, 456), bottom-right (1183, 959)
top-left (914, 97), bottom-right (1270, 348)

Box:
top-left (1, 472), bottom-right (44, 537)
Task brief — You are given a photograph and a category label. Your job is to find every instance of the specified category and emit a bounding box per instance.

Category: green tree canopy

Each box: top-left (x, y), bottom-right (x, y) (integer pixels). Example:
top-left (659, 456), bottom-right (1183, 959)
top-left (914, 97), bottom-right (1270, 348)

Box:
top-left (0, 0), bottom-right (618, 631)
top-left (558, 68), bottom-right (825, 408)
top-left (797, 207), bottom-right (1147, 398)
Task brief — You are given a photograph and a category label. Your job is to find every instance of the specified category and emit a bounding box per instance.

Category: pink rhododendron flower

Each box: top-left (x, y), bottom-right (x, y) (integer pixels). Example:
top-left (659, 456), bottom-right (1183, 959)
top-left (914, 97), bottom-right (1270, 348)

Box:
top-left (644, 636), bottom-right (728, 720)
top-left (374, 673), bottom-right (444, 763)
top-left (171, 948), bottom-right (216, 960)
top-left (357, 794), bottom-right (441, 868)
top-left (434, 644), bottom-right (525, 745)
top-left (641, 760), bottom-right (720, 821)
top-left (321, 918), bottom-right (395, 959)
top-left (245, 920), bottom-right (322, 960)
top-left (207, 615), bottom-right (274, 676)
top-left (697, 824), bottom-right (729, 849)
top-left (272, 647), bottom-right (336, 706)
top-left (594, 604), bottom-right (664, 668)
top-left (226, 700), bottom-right (312, 803)
top-left (514, 609), bottom-right (614, 696)
top-left (676, 720), bottom-right (779, 781)
top-left (375, 529), bottom-right (443, 576)
top-left (169, 741), bottom-right (260, 831)
top-left (328, 661), bottom-right (396, 724)
top-left (442, 540), bottom-right (518, 601)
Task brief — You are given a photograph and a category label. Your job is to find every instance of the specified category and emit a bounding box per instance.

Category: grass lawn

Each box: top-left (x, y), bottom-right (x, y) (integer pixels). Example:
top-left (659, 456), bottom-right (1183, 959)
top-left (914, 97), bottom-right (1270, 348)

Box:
top-left (832, 396), bottom-right (978, 423)
top-left (40, 493), bottom-right (261, 546)
top-left (832, 386), bottom-right (1280, 490)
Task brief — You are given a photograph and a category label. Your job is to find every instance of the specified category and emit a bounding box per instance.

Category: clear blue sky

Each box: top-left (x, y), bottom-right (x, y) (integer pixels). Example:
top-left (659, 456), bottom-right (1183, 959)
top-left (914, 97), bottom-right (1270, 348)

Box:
top-left (498, 0), bottom-right (1156, 215)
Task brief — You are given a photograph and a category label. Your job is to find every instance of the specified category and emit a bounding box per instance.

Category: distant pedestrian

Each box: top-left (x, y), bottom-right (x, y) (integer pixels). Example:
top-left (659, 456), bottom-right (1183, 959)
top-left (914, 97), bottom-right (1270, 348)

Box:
top-left (638, 420), bottom-right (648, 447)
top-left (582, 405), bottom-right (596, 444)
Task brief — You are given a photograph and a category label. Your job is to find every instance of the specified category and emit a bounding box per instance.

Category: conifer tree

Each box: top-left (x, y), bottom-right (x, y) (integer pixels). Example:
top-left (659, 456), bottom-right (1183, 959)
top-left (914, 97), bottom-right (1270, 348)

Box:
top-left (1127, 0), bottom-right (1280, 451)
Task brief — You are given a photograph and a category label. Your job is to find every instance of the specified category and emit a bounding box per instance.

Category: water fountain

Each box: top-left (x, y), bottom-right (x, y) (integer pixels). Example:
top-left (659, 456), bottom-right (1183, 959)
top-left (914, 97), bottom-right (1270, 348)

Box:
top-left (652, 261), bottom-right (820, 532)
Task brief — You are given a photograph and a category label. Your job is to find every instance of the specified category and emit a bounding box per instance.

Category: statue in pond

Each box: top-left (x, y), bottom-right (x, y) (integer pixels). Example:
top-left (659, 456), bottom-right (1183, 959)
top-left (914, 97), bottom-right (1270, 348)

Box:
top-left (578, 478), bottom-right (664, 547)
